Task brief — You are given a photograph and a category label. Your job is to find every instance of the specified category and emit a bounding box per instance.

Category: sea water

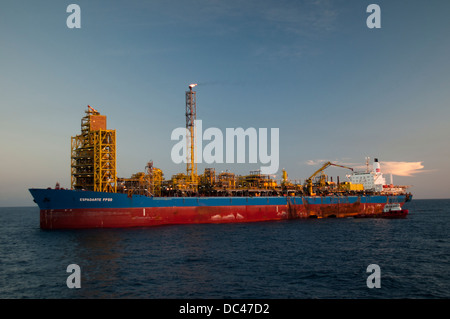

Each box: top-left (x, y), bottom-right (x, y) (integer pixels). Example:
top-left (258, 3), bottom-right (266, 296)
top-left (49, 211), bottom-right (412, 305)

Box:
top-left (0, 199), bottom-right (448, 299)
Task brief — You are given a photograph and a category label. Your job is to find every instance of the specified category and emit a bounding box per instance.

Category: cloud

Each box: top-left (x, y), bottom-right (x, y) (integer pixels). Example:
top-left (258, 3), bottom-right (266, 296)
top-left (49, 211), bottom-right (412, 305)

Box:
top-left (380, 161), bottom-right (426, 177)
top-left (305, 159), bottom-right (327, 166)
top-left (305, 159), bottom-right (429, 177)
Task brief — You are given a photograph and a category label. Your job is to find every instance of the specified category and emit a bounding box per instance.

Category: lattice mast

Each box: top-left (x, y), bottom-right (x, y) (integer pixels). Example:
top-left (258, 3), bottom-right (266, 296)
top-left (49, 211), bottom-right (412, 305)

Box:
top-left (186, 84), bottom-right (198, 190)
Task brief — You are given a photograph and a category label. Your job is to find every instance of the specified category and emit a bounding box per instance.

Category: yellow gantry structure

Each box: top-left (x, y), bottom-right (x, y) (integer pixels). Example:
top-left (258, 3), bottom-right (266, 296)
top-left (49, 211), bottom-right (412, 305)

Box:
top-left (304, 161), bottom-right (354, 196)
top-left (71, 106), bottom-right (117, 193)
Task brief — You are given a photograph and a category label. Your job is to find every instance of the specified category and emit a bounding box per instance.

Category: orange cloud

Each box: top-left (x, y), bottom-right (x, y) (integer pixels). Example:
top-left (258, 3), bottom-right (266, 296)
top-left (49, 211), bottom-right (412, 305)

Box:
top-left (380, 161), bottom-right (425, 177)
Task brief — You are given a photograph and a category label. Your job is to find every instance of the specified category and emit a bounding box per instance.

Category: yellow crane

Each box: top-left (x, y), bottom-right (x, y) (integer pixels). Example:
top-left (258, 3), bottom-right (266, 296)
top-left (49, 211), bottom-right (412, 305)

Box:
top-left (305, 161), bottom-right (354, 196)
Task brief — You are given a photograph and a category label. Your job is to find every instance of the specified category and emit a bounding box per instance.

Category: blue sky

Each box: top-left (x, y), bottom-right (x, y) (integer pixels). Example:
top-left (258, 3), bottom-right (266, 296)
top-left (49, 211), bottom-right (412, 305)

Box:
top-left (1, 0), bottom-right (449, 205)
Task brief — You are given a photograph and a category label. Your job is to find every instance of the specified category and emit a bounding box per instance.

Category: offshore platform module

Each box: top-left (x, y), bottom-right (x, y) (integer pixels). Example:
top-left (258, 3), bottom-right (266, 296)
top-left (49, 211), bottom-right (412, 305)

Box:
top-left (70, 105), bottom-right (117, 193)
top-left (30, 84), bottom-right (412, 229)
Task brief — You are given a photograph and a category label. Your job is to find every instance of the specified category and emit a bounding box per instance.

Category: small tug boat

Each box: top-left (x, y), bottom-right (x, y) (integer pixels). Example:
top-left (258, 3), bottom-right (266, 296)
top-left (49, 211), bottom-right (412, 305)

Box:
top-left (355, 203), bottom-right (409, 219)
top-left (380, 203), bottom-right (409, 218)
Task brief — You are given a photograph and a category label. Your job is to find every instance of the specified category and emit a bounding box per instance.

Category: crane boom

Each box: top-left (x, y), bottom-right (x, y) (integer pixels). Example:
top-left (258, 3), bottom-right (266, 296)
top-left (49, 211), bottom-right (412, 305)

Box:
top-left (305, 161), bottom-right (354, 195)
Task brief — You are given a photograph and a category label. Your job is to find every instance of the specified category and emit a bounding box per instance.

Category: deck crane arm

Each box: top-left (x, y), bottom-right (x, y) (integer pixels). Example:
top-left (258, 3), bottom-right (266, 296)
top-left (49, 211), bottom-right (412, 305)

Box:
top-left (305, 161), bottom-right (354, 195)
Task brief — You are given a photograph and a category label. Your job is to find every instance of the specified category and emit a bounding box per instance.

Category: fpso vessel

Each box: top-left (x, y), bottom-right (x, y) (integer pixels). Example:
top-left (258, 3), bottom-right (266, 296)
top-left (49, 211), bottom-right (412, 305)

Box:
top-left (30, 188), bottom-right (410, 229)
top-left (28, 87), bottom-right (412, 229)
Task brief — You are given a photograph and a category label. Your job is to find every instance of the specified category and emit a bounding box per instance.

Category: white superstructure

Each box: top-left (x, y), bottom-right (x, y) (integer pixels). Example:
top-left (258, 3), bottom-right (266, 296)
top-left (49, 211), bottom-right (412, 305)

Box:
top-left (347, 158), bottom-right (386, 192)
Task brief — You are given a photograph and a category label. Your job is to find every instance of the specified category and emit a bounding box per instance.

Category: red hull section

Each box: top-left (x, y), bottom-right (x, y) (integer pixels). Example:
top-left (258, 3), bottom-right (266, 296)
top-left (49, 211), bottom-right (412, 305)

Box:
top-left (40, 205), bottom-right (288, 229)
top-left (39, 202), bottom-right (402, 229)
